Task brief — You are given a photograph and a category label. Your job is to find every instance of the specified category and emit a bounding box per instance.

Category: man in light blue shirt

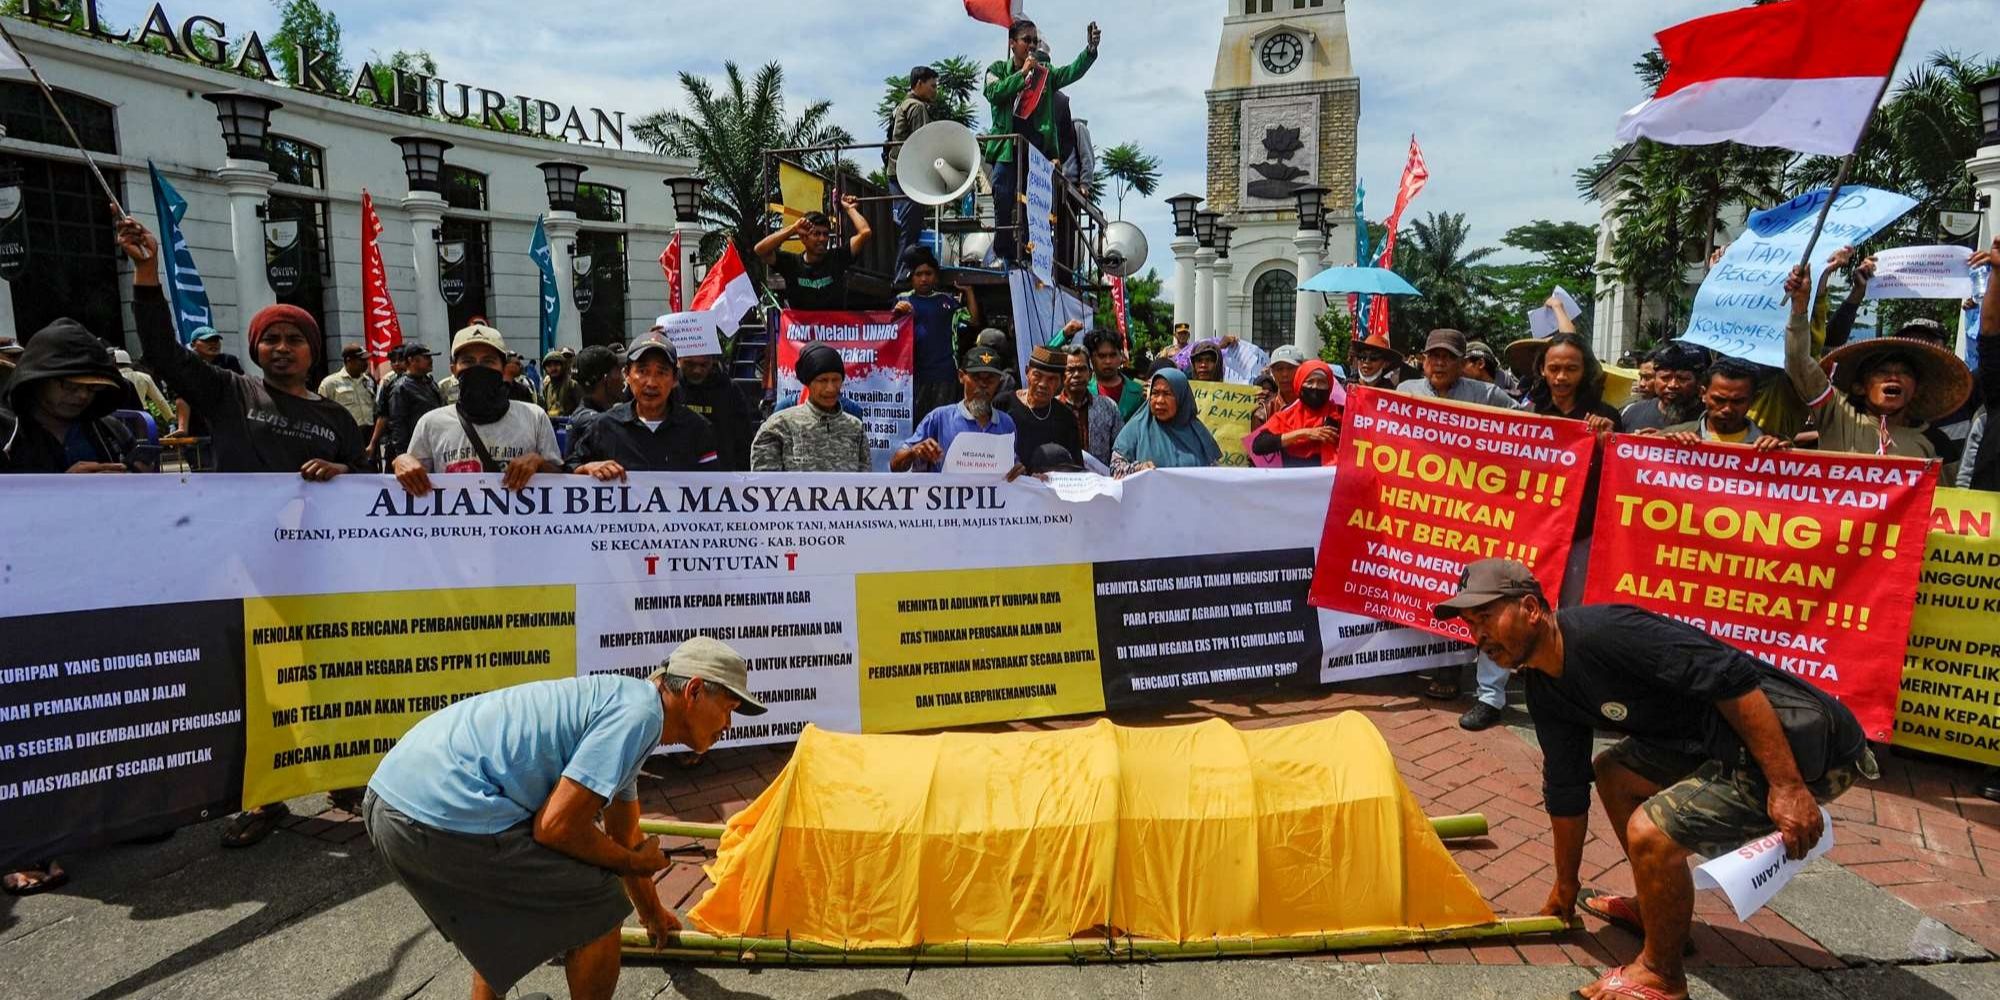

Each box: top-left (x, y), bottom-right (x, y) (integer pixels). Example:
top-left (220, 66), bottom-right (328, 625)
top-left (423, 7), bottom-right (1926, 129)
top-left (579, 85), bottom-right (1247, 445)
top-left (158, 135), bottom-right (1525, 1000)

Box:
top-left (364, 636), bottom-right (764, 1000)
top-left (890, 345), bottom-right (1017, 472)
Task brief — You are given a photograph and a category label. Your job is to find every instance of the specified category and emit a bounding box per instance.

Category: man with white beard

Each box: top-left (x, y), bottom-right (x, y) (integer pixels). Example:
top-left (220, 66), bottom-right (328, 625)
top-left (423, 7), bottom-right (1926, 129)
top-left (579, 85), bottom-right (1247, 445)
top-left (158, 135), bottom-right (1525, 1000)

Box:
top-left (890, 345), bottom-right (1018, 472)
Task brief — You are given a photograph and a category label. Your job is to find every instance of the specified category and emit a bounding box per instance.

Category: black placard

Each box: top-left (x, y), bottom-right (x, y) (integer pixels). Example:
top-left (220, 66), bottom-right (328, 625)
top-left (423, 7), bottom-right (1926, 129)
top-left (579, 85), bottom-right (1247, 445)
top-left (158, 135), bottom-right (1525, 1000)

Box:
top-left (438, 240), bottom-right (467, 305)
top-left (1093, 548), bottom-right (1322, 709)
top-left (0, 185), bottom-right (27, 282)
top-left (0, 601), bottom-right (246, 869)
top-left (265, 220), bottom-right (302, 296)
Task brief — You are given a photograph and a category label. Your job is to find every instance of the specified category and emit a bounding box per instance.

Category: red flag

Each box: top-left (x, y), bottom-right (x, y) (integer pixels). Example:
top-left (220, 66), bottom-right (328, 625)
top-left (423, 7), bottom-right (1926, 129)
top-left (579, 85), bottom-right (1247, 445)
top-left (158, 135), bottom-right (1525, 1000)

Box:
top-left (965, 0), bottom-right (1023, 27)
top-left (661, 233), bottom-right (683, 312)
top-left (1368, 137), bottom-right (1429, 341)
top-left (1616, 0), bottom-right (1922, 156)
top-left (359, 190), bottom-right (403, 378)
top-left (1108, 274), bottom-right (1129, 342)
top-left (690, 242), bottom-right (757, 337)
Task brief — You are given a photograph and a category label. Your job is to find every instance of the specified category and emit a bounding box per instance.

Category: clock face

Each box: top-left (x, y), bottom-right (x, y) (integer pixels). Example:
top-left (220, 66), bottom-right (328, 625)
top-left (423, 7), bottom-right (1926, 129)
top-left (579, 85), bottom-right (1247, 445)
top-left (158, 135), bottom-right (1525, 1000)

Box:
top-left (1260, 33), bottom-right (1304, 75)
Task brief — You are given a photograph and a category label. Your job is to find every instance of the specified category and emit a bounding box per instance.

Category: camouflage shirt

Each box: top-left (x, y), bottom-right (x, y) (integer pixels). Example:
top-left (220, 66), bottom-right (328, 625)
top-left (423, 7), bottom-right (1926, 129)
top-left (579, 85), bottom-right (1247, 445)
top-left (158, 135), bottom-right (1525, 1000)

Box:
top-left (750, 401), bottom-right (870, 473)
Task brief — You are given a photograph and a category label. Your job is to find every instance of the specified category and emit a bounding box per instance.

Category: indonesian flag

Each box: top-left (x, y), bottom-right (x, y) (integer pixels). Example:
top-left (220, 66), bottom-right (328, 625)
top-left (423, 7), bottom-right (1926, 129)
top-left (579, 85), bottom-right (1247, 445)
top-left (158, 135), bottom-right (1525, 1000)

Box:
top-left (690, 241), bottom-right (757, 337)
top-left (1615, 0), bottom-right (1924, 156)
top-left (359, 190), bottom-right (404, 377)
top-left (661, 233), bottom-right (683, 312)
top-left (965, 0), bottom-right (1024, 27)
top-left (1109, 274), bottom-right (1129, 342)
top-left (1368, 136), bottom-right (1428, 341)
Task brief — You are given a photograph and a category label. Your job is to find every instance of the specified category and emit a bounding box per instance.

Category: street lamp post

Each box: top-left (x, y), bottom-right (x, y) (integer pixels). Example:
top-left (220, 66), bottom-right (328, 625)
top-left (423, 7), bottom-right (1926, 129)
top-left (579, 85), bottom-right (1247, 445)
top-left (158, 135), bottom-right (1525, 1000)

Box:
top-left (1166, 193), bottom-right (1202, 332)
top-left (664, 175), bottom-right (707, 311)
top-left (1212, 223), bottom-right (1236, 344)
top-left (538, 161), bottom-right (587, 349)
top-left (1192, 210), bottom-right (1220, 344)
top-left (202, 91), bottom-right (282, 333)
top-left (392, 136), bottom-right (454, 348)
top-left (1292, 186), bottom-right (1329, 356)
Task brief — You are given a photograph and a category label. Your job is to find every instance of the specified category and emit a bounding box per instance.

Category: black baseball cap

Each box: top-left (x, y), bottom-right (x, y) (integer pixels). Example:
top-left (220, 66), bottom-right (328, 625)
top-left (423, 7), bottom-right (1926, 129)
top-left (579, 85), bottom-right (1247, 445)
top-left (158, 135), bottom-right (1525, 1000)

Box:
top-left (1433, 559), bottom-right (1544, 621)
top-left (961, 345), bottom-right (1006, 375)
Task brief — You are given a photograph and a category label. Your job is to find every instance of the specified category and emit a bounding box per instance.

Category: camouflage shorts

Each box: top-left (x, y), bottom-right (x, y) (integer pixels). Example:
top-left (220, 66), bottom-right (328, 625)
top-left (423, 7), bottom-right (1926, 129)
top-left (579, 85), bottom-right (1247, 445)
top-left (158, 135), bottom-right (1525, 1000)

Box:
top-left (1604, 737), bottom-right (1878, 858)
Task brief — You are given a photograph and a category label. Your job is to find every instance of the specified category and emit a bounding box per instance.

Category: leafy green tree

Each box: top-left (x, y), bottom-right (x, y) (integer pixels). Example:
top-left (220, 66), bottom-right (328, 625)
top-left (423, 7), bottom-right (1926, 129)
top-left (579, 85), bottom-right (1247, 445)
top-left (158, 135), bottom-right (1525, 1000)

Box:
top-left (268, 0), bottom-right (349, 92)
top-left (633, 62), bottom-right (853, 282)
top-left (1314, 307), bottom-right (1353, 366)
top-left (1386, 212), bottom-right (1497, 348)
top-left (875, 56), bottom-right (984, 131)
top-left (1094, 142), bottom-right (1161, 220)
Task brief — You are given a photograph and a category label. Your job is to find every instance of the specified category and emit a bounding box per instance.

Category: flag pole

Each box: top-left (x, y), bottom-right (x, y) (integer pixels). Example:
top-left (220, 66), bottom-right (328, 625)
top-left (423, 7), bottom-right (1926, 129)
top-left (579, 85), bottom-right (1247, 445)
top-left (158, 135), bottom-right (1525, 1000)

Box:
top-left (1792, 18), bottom-right (1918, 277)
top-left (0, 19), bottom-right (125, 218)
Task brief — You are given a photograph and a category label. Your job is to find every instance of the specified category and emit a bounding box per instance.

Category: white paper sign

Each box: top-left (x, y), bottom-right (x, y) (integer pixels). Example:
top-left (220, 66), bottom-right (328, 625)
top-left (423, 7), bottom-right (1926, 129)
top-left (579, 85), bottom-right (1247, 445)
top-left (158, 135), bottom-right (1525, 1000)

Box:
top-left (1527, 286), bottom-right (1585, 338)
top-left (1025, 147), bottom-right (1056, 287)
top-left (653, 311), bottom-right (723, 358)
top-left (1867, 245), bottom-right (1977, 301)
top-left (942, 431), bottom-right (1016, 475)
top-left (1040, 470), bottom-right (1122, 503)
top-left (1692, 808), bottom-right (1834, 922)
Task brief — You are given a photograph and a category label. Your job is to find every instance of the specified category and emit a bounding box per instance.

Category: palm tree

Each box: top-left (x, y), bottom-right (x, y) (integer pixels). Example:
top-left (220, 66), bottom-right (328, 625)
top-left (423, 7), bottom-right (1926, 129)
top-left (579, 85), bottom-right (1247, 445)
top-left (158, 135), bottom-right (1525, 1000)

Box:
top-left (1093, 142), bottom-right (1162, 219)
top-left (632, 62), bottom-right (853, 279)
top-left (1388, 211), bottom-right (1497, 346)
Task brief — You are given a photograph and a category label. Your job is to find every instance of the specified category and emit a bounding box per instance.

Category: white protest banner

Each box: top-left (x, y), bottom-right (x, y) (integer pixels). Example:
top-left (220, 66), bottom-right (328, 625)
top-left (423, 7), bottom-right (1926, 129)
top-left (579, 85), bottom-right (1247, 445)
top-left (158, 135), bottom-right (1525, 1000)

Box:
top-left (653, 311), bottom-right (723, 357)
top-left (942, 431), bottom-right (1015, 475)
top-left (1866, 246), bottom-right (1977, 301)
top-left (1025, 146), bottom-right (1056, 287)
top-left (1039, 471), bottom-right (1122, 503)
top-left (775, 310), bottom-right (914, 471)
top-left (1693, 809), bottom-right (1834, 922)
top-left (1686, 187), bottom-right (1918, 367)
top-left (1006, 269), bottom-right (1093, 375)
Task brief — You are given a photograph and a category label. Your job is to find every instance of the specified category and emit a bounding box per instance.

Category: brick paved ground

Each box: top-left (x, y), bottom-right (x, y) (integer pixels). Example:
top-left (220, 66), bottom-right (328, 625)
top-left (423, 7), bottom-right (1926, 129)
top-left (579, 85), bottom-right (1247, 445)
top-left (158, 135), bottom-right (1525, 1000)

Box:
top-left (283, 681), bottom-right (2000, 972)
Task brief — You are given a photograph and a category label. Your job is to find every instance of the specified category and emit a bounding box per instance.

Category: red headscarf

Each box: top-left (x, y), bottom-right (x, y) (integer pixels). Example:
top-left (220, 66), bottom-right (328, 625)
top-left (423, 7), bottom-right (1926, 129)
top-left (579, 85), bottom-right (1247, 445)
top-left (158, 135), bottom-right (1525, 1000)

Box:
top-left (1254, 359), bottom-right (1345, 465)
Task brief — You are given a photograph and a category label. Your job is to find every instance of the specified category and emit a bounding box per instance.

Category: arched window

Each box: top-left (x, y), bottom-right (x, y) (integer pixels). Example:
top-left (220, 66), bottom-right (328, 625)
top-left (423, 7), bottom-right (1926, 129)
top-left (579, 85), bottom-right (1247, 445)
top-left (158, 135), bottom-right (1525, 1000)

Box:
top-left (1250, 268), bottom-right (1297, 352)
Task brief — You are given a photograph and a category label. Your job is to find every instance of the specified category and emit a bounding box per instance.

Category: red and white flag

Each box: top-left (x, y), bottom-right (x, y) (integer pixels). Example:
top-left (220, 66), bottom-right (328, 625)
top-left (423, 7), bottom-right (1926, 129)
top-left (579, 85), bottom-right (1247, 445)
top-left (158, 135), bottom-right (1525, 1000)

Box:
top-left (1108, 274), bottom-right (1129, 341)
top-left (1368, 136), bottom-right (1428, 341)
top-left (359, 190), bottom-right (403, 377)
top-left (1616, 0), bottom-right (1923, 156)
top-left (690, 241), bottom-right (758, 337)
top-left (965, 0), bottom-right (1024, 27)
top-left (661, 233), bottom-right (683, 312)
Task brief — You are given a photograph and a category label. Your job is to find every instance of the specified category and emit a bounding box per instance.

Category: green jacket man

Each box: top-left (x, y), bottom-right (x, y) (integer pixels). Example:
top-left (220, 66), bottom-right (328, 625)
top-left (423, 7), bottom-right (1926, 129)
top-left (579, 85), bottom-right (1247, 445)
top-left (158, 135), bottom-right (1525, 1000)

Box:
top-left (981, 20), bottom-right (1099, 264)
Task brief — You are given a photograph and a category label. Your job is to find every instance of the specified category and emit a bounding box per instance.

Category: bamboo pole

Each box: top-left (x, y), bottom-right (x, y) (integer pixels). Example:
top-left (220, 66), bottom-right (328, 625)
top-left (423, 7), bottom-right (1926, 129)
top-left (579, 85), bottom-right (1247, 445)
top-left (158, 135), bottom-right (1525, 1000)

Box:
top-left (617, 916), bottom-right (1573, 966)
top-left (640, 812), bottom-right (1490, 843)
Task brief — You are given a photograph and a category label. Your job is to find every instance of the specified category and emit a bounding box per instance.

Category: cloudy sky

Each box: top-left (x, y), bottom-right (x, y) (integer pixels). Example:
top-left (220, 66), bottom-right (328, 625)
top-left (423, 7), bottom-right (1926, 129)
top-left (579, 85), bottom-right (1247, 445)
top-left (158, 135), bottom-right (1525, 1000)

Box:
top-left (107, 0), bottom-right (1991, 287)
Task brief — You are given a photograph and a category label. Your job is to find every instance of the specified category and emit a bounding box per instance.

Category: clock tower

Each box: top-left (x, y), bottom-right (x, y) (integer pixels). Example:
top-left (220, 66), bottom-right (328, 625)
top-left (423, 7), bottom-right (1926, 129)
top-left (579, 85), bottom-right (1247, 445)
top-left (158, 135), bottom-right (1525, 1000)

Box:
top-left (1205, 0), bottom-right (1360, 351)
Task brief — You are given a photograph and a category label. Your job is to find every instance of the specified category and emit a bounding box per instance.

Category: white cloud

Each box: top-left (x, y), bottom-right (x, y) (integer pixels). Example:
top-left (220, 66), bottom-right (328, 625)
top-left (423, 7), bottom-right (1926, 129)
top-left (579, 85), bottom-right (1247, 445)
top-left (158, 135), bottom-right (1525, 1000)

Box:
top-left (112, 0), bottom-right (1994, 290)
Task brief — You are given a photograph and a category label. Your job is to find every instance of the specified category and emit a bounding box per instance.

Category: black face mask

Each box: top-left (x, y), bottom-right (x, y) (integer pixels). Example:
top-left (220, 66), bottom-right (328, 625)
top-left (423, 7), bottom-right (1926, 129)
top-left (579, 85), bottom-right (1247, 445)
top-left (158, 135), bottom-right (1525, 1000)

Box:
top-left (455, 365), bottom-right (512, 424)
top-left (1299, 387), bottom-right (1331, 409)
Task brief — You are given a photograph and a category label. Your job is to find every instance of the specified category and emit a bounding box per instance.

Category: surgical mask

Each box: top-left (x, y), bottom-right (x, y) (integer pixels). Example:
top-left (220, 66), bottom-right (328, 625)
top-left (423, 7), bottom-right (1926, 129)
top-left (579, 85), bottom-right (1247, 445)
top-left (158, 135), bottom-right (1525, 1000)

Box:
top-left (455, 366), bottom-right (512, 424)
top-left (1299, 387), bottom-right (1331, 409)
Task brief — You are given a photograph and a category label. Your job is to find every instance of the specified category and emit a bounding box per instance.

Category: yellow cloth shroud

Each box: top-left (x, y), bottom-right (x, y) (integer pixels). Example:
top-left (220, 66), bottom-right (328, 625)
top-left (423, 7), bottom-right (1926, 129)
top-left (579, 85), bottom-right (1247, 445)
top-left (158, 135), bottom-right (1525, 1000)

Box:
top-left (688, 714), bottom-right (1497, 947)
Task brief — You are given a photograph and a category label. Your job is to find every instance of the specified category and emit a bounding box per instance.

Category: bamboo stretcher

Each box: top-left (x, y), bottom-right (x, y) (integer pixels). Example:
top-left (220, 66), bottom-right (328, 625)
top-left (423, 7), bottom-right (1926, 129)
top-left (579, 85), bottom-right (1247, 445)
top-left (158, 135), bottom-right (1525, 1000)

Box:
top-left (621, 813), bottom-right (1577, 965)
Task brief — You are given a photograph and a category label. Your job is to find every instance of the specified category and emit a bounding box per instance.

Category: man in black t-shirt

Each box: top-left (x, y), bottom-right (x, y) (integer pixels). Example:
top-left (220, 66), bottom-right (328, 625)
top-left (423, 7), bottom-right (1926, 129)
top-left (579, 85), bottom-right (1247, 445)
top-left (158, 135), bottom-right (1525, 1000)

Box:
top-left (1436, 559), bottom-right (1873, 1000)
top-left (754, 196), bottom-right (872, 311)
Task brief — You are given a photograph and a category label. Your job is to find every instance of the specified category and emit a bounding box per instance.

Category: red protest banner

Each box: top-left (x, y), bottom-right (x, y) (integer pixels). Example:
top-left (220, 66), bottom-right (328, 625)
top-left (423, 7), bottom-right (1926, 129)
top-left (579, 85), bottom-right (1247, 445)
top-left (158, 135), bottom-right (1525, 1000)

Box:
top-left (1584, 436), bottom-right (1936, 741)
top-left (1309, 385), bottom-right (1596, 641)
top-left (775, 310), bottom-right (915, 471)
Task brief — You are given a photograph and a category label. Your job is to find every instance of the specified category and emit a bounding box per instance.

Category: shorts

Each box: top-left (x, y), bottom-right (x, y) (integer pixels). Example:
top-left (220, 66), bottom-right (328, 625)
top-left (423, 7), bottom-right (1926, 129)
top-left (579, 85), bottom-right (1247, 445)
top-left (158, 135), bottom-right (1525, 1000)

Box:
top-left (1601, 737), bottom-right (1877, 858)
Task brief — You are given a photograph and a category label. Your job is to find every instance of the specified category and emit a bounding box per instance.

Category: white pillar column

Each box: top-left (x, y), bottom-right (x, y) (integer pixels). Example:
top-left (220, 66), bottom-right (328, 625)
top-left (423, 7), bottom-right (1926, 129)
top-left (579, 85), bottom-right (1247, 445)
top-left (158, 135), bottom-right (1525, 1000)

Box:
top-left (1211, 257), bottom-right (1233, 340)
top-left (542, 211), bottom-right (584, 351)
top-left (1292, 229), bottom-right (1325, 355)
top-left (1192, 246), bottom-right (1216, 343)
top-left (1170, 234), bottom-right (1198, 330)
top-left (402, 191), bottom-right (447, 348)
top-left (674, 221), bottom-right (704, 311)
top-left (217, 160), bottom-right (276, 343)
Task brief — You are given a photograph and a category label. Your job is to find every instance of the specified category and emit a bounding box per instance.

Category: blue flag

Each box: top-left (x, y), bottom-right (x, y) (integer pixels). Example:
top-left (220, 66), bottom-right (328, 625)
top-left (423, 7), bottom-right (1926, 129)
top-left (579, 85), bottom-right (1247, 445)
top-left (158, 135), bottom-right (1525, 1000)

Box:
top-left (1352, 181), bottom-right (1373, 333)
top-left (529, 215), bottom-right (560, 358)
top-left (149, 161), bottom-right (213, 345)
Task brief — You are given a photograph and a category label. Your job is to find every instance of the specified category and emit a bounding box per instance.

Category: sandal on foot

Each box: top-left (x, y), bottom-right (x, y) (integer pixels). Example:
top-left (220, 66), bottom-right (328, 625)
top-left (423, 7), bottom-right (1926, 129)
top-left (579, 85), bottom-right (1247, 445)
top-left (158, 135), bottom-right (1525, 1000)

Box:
top-left (221, 803), bottom-right (290, 848)
top-left (2, 861), bottom-right (67, 896)
top-left (1420, 675), bottom-right (1461, 700)
top-left (1573, 965), bottom-right (1686, 1000)
top-left (1577, 890), bottom-right (1694, 954)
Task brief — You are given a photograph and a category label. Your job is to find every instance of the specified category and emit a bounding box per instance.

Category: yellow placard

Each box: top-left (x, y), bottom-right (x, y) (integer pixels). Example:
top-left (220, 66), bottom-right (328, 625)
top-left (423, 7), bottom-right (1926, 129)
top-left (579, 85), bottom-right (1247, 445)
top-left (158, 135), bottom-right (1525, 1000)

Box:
top-left (1894, 489), bottom-right (2000, 765)
top-left (1189, 380), bottom-right (1262, 468)
top-left (855, 564), bottom-right (1104, 732)
top-left (240, 585), bottom-right (577, 807)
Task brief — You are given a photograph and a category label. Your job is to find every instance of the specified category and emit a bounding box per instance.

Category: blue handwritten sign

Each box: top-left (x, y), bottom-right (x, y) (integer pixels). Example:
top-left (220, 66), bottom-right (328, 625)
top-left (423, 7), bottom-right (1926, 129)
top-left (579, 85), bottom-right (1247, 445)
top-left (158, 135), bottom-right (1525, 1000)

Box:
top-left (1685, 186), bottom-right (1917, 367)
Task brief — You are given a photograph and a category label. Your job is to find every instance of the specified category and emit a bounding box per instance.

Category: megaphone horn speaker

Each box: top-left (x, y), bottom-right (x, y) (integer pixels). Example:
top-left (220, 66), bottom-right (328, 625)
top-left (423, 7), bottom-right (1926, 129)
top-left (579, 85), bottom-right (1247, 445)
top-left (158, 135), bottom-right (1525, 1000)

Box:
top-left (895, 121), bottom-right (983, 207)
top-left (1099, 220), bottom-right (1150, 278)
